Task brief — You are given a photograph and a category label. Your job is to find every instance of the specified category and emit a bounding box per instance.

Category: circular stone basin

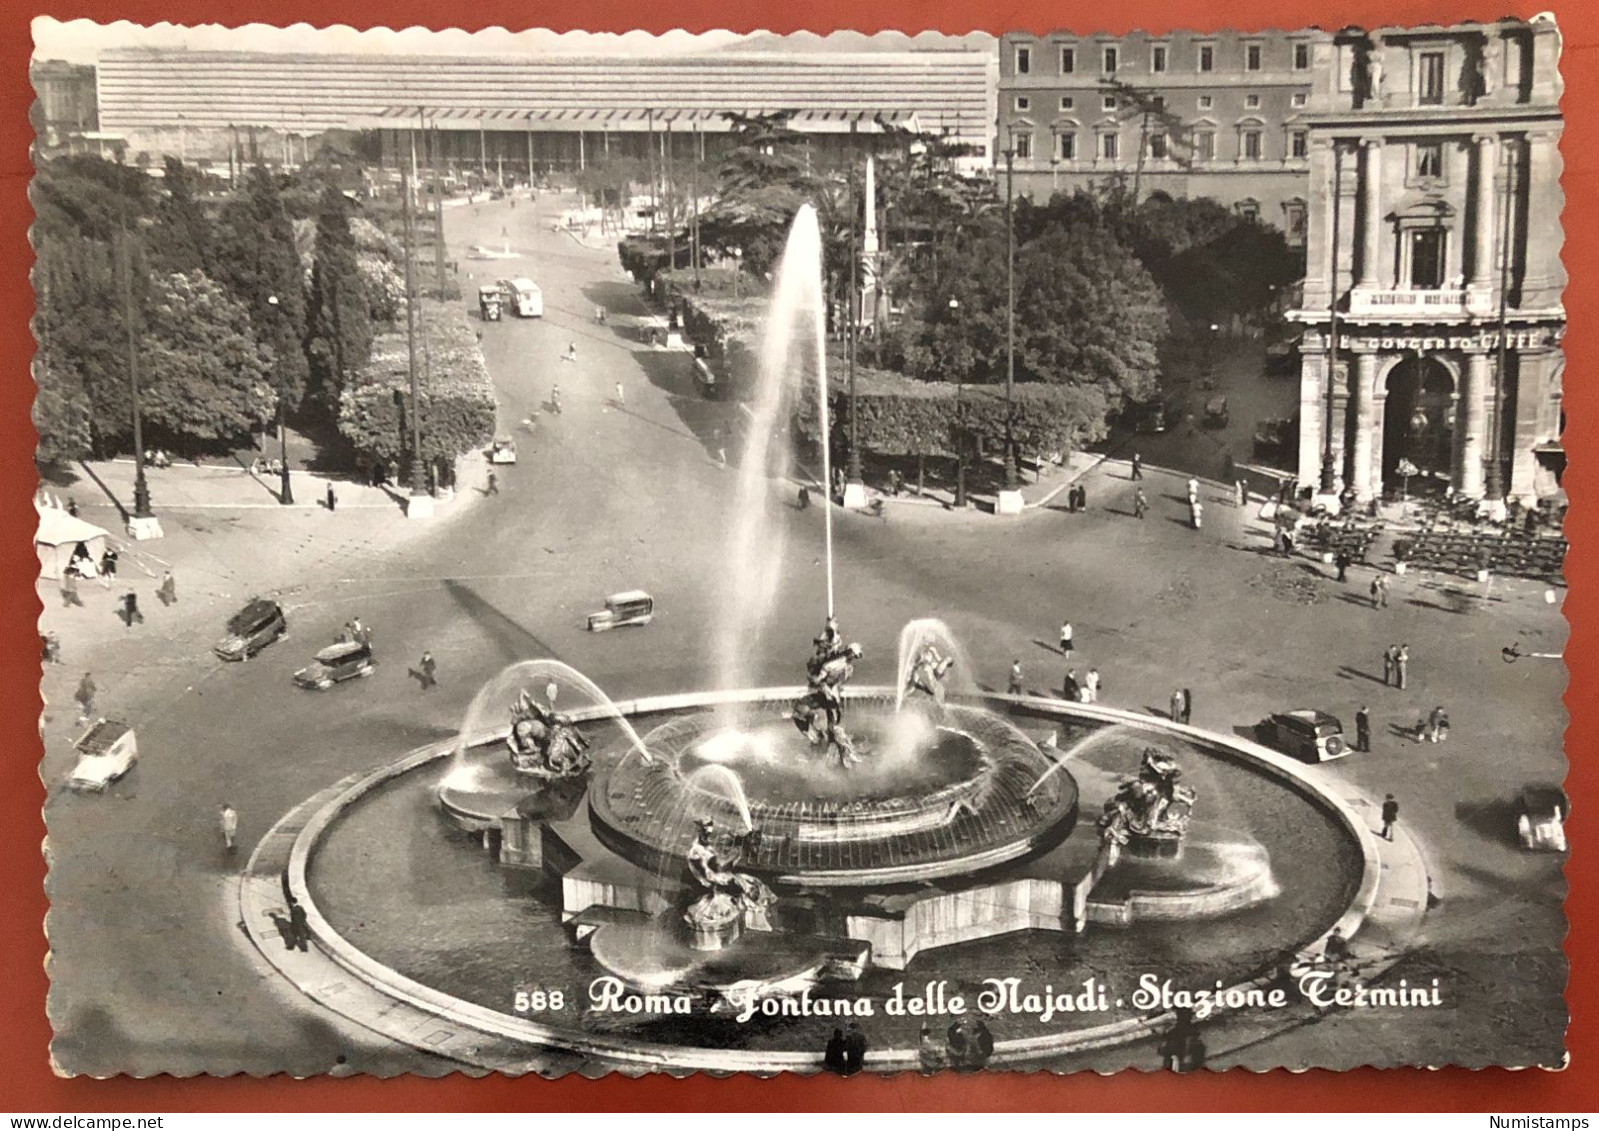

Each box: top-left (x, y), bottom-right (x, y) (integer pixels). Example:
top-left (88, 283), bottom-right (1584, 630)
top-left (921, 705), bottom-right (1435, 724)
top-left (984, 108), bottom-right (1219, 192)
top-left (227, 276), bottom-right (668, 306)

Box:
top-left (589, 697), bottom-right (1078, 886)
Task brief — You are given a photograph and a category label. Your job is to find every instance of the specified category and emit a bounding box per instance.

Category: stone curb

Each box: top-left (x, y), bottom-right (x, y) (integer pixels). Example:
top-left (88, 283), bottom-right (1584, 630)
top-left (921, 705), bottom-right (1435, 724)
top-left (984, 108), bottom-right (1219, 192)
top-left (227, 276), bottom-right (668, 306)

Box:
top-left (242, 690), bottom-right (1425, 1073)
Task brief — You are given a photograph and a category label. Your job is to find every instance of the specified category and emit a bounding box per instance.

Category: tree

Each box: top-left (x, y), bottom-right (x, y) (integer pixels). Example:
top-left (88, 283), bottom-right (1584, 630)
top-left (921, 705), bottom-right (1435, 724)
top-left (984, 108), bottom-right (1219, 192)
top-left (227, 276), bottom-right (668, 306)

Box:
top-left (305, 183), bottom-right (374, 412)
top-left (136, 271), bottom-right (276, 444)
top-left (696, 111), bottom-right (824, 278)
top-left (210, 165), bottom-right (311, 415)
top-left (147, 157), bottom-right (211, 276)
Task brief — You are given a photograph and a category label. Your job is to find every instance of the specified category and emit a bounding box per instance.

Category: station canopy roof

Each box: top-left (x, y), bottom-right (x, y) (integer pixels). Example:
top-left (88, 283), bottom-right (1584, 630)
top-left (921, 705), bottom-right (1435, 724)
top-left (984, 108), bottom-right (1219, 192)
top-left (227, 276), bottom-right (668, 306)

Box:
top-left (357, 106), bottom-right (925, 132)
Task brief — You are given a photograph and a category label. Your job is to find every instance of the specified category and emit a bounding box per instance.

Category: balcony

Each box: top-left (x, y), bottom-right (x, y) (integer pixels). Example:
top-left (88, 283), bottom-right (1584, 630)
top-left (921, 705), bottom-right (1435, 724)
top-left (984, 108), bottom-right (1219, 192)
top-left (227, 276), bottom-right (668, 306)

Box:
top-left (1347, 287), bottom-right (1471, 317)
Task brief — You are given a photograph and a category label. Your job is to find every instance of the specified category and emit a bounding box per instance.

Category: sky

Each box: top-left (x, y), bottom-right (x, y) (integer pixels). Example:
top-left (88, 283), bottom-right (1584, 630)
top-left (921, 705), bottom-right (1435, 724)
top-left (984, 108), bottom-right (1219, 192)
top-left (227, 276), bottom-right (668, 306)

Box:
top-left (31, 20), bottom-right (993, 64)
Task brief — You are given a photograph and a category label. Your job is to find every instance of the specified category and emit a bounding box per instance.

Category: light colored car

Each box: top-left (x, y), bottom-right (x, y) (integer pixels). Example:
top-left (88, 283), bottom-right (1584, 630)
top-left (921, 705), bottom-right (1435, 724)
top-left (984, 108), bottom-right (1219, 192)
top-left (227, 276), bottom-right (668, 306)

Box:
top-left (293, 640), bottom-right (376, 690)
top-left (1516, 785), bottom-right (1568, 852)
top-left (587, 590), bottom-right (655, 632)
top-left (1261, 710), bottom-right (1349, 762)
top-left (68, 719), bottom-right (138, 792)
top-left (489, 436), bottom-right (518, 464)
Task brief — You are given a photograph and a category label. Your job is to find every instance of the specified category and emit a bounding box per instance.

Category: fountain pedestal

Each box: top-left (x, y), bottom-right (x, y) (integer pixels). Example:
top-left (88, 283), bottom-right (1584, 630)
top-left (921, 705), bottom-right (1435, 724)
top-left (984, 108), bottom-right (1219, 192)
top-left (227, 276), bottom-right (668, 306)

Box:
top-left (996, 489), bottom-right (1025, 516)
top-left (684, 896), bottom-right (744, 952)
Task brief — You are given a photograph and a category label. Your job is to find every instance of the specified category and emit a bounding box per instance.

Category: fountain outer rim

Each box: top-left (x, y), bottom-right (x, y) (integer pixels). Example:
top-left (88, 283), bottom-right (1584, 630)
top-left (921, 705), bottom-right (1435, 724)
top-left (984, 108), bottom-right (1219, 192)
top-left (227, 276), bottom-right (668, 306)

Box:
top-left (249, 691), bottom-right (1390, 1072)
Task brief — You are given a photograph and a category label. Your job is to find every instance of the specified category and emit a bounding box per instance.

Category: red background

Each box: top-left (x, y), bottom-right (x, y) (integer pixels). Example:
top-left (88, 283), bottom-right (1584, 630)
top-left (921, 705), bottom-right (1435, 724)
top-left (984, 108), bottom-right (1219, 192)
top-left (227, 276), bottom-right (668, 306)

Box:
top-left (1, 0), bottom-right (1592, 1112)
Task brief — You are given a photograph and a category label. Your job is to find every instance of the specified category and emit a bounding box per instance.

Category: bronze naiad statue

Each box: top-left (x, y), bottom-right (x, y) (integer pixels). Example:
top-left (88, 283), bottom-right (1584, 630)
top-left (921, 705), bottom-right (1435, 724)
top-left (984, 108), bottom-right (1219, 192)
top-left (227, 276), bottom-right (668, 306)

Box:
top-left (791, 618), bottom-right (864, 766)
top-left (904, 643), bottom-right (956, 709)
top-left (683, 817), bottom-right (777, 950)
top-left (1097, 747), bottom-right (1197, 850)
top-left (506, 688), bottom-right (591, 779)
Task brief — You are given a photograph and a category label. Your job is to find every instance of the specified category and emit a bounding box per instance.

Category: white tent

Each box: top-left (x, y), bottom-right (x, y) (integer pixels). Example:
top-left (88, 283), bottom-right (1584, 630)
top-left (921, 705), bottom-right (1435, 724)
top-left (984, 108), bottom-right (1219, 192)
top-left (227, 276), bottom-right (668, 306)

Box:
top-left (35, 504), bottom-right (111, 581)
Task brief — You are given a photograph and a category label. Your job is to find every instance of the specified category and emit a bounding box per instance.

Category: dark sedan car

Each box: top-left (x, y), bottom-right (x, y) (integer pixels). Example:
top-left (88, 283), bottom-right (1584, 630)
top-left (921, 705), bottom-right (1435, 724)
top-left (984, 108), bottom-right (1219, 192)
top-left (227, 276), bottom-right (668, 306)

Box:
top-left (213, 598), bottom-right (287, 661)
top-left (293, 640), bottom-right (375, 690)
top-left (1259, 710), bottom-right (1349, 762)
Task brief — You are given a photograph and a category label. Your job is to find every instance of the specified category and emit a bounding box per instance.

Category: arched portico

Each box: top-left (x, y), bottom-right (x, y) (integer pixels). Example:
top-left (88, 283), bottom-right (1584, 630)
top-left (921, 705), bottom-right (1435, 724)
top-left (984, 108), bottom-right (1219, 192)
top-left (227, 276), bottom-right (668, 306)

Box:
top-left (1379, 355), bottom-right (1458, 497)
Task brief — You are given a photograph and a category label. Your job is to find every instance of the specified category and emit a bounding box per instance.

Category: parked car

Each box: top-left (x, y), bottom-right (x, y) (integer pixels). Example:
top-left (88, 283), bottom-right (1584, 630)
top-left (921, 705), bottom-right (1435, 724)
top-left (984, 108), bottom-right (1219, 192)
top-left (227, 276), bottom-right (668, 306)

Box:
top-left (489, 436), bottom-right (518, 464)
top-left (67, 719), bottom-right (138, 792)
top-left (214, 598), bottom-right (287, 661)
top-left (294, 640), bottom-right (376, 690)
top-left (1204, 395), bottom-right (1230, 428)
top-left (1265, 337), bottom-right (1300, 375)
top-left (1516, 784), bottom-right (1568, 852)
top-left (1131, 400), bottom-right (1168, 434)
top-left (587, 590), bottom-right (655, 632)
top-left (1259, 710), bottom-right (1349, 762)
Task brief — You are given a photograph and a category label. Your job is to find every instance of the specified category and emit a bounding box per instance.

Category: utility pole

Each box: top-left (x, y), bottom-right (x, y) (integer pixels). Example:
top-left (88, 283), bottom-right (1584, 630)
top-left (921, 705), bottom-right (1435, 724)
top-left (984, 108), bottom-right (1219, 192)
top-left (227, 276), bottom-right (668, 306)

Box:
top-left (665, 117), bottom-right (676, 276)
top-left (119, 215), bottom-right (160, 538)
top-left (999, 146), bottom-right (1022, 513)
top-left (691, 120), bottom-right (702, 288)
top-left (1486, 137), bottom-right (1517, 508)
top-left (646, 110), bottom-right (658, 231)
top-left (432, 120), bottom-right (446, 301)
top-left (403, 134), bottom-right (430, 518)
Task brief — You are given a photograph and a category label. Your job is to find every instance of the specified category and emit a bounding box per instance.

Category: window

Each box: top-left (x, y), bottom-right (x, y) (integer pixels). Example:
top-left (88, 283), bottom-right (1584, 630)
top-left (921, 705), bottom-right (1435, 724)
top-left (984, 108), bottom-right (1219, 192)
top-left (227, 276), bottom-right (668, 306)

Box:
top-left (1012, 131), bottom-right (1033, 159)
top-left (1195, 130), bottom-right (1216, 160)
top-left (1283, 200), bottom-right (1308, 242)
top-left (1242, 130), bottom-right (1263, 160)
top-left (1246, 43), bottom-right (1263, 71)
top-left (1198, 44), bottom-right (1215, 72)
top-left (1100, 132), bottom-right (1120, 160)
top-left (1245, 93), bottom-right (1262, 109)
top-left (1060, 96), bottom-right (1075, 111)
top-left (1102, 45), bottom-right (1119, 73)
top-left (1151, 95), bottom-right (1166, 111)
top-left (1292, 91), bottom-right (1308, 107)
top-left (1238, 200), bottom-right (1261, 221)
top-left (1419, 51), bottom-right (1446, 104)
top-left (1149, 133), bottom-right (1168, 159)
top-left (1102, 95), bottom-right (1118, 112)
top-left (1152, 44), bottom-right (1168, 73)
top-left (1409, 228), bottom-right (1446, 287)
top-left (1058, 132), bottom-right (1077, 160)
top-left (1015, 96), bottom-right (1031, 112)
top-left (1290, 130), bottom-right (1308, 158)
top-left (1416, 140), bottom-right (1444, 178)
top-left (1060, 45), bottom-right (1076, 74)
top-left (1198, 94), bottom-right (1214, 110)
top-left (1294, 42), bottom-right (1311, 70)
top-left (1016, 45), bottom-right (1032, 75)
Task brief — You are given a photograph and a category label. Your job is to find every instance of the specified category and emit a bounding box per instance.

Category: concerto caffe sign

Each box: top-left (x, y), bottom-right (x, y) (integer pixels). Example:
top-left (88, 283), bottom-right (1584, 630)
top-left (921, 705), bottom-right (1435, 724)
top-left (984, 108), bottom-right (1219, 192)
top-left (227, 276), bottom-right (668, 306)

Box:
top-left (1338, 327), bottom-right (1564, 353)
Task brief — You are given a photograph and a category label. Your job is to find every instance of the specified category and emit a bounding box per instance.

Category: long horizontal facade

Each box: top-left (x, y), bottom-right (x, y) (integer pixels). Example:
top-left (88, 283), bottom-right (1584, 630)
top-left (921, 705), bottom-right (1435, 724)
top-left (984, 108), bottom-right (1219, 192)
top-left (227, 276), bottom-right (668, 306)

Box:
top-left (93, 47), bottom-right (996, 171)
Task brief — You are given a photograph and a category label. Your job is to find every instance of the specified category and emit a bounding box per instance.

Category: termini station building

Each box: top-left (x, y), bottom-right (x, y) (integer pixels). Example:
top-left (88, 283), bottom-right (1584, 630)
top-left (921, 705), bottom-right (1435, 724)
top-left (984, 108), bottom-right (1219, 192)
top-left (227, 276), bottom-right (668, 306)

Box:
top-left (1289, 17), bottom-right (1565, 506)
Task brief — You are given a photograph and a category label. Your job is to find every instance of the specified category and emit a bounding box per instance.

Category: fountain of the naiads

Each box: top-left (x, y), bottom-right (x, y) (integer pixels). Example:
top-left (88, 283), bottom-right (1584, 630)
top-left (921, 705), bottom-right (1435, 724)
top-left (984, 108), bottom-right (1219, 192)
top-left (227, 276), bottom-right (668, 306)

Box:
top-left (277, 200), bottom-right (1373, 1071)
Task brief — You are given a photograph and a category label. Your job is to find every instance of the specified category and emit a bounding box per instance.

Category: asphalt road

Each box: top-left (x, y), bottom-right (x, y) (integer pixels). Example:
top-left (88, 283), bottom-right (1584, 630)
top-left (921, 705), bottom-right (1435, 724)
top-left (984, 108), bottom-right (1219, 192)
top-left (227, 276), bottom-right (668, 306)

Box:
top-left (42, 191), bottom-right (1570, 1076)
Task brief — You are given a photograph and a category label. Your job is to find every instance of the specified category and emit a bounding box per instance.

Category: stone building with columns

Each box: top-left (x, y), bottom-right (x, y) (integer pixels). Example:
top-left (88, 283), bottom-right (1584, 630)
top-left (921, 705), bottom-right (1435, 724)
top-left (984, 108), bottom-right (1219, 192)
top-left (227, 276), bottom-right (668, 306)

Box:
top-left (1289, 17), bottom-right (1565, 506)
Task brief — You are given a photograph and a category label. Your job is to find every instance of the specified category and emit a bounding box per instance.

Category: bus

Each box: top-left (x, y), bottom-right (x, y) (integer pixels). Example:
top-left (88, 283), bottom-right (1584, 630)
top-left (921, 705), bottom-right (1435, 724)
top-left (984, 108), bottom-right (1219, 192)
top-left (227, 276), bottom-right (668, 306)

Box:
top-left (505, 278), bottom-right (544, 318)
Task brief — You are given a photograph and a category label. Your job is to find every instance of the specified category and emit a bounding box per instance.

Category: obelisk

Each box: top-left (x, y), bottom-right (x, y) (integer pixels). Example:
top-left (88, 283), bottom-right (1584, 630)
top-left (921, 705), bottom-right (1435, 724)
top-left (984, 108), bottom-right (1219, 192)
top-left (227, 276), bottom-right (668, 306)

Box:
top-left (861, 155), bottom-right (880, 331)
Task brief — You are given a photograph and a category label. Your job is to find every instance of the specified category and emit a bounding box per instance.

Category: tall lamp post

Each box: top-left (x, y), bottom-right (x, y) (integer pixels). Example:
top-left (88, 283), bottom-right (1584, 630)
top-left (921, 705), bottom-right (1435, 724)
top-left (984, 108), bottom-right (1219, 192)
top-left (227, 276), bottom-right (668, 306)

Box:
top-left (119, 218), bottom-right (162, 539)
top-left (950, 295), bottom-right (967, 509)
top-left (998, 146), bottom-right (1023, 515)
top-left (265, 295), bottom-right (295, 505)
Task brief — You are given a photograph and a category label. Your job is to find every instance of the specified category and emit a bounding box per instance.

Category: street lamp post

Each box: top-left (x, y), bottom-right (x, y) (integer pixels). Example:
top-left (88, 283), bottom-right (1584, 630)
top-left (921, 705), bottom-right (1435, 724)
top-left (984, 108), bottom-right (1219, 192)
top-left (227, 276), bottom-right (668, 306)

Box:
top-left (265, 294), bottom-right (295, 505)
top-left (998, 147), bottom-right (1023, 515)
top-left (951, 295), bottom-right (967, 509)
top-left (119, 218), bottom-right (162, 540)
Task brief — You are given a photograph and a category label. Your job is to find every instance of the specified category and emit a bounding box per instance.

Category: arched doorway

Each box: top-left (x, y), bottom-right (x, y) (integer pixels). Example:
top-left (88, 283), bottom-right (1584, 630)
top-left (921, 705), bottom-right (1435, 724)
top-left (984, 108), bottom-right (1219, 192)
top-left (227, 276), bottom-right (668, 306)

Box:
top-left (1383, 357), bottom-right (1456, 491)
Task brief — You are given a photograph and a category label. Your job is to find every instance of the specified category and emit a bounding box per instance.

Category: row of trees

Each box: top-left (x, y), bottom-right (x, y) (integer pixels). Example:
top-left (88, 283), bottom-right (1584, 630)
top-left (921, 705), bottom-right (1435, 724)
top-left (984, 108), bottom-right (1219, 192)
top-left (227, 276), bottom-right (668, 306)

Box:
top-left (34, 152), bottom-right (488, 479)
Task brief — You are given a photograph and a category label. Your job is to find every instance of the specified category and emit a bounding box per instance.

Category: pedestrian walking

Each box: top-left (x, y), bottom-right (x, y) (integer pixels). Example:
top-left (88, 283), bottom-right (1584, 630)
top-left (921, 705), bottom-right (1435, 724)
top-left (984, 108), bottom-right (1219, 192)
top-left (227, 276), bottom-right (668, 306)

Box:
top-left (1181, 687), bottom-right (1193, 725)
top-left (1060, 621), bottom-right (1074, 656)
top-left (1379, 794), bottom-right (1399, 841)
top-left (888, 469), bottom-right (902, 497)
top-left (326, 483), bottom-right (337, 513)
top-left (42, 633), bottom-right (62, 665)
top-left (66, 496), bottom-right (79, 518)
top-left (563, 342), bottom-right (578, 363)
top-left (1076, 483), bottom-right (1089, 511)
top-left (1382, 644), bottom-right (1398, 687)
top-left (1377, 575), bottom-right (1390, 608)
top-left (797, 485), bottom-right (810, 510)
top-left (1369, 576), bottom-right (1383, 608)
top-left (158, 570), bottom-right (177, 607)
top-left (1187, 477), bottom-right (1200, 505)
top-left (1063, 669), bottom-right (1080, 702)
top-left (1133, 488), bottom-right (1148, 520)
top-left (1130, 452), bottom-right (1143, 481)
top-left (1355, 705), bottom-right (1372, 752)
top-left (220, 804), bottom-right (239, 853)
top-left (1396, 643), bottom-right (1410, 690)
top-left (1007, 660), bottom-right (1024, 695)
top-left (1234, 479), bottom-right (1246, 507)
top-left (1191, 499), bottom-right (1204, 530)
top-left (1335, 551), bottom-right (1350, 583)
top-left (1427, 705), bottom-right (1449, 743)
top-left (287, 898), bottom-right (310, 952)
top-left (61, 570), bottom-right (83, 608)
top-left (1082, 668), bottom-right (1102, 704)
top-left (487, 470), bottom-right (499, 496)
top-left (614, 381), bottom-right (625, 406)
top-left (419, 651), bottom-right (438, 690)
top-left (1170, 688), bottom-right (1185, 723)
top-left (100, 547), bottom-right (118, 588)
top-left (74, 672), bottom-right (96, 723)
top-left (122, 591), bottom-right (143, 626)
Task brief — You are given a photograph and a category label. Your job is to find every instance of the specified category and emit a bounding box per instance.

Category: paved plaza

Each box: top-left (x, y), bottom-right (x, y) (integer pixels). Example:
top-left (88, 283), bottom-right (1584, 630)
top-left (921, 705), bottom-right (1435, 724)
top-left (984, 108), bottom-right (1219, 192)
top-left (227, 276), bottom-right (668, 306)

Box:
top-left (40, 190), bottom-right (1567, 1076)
